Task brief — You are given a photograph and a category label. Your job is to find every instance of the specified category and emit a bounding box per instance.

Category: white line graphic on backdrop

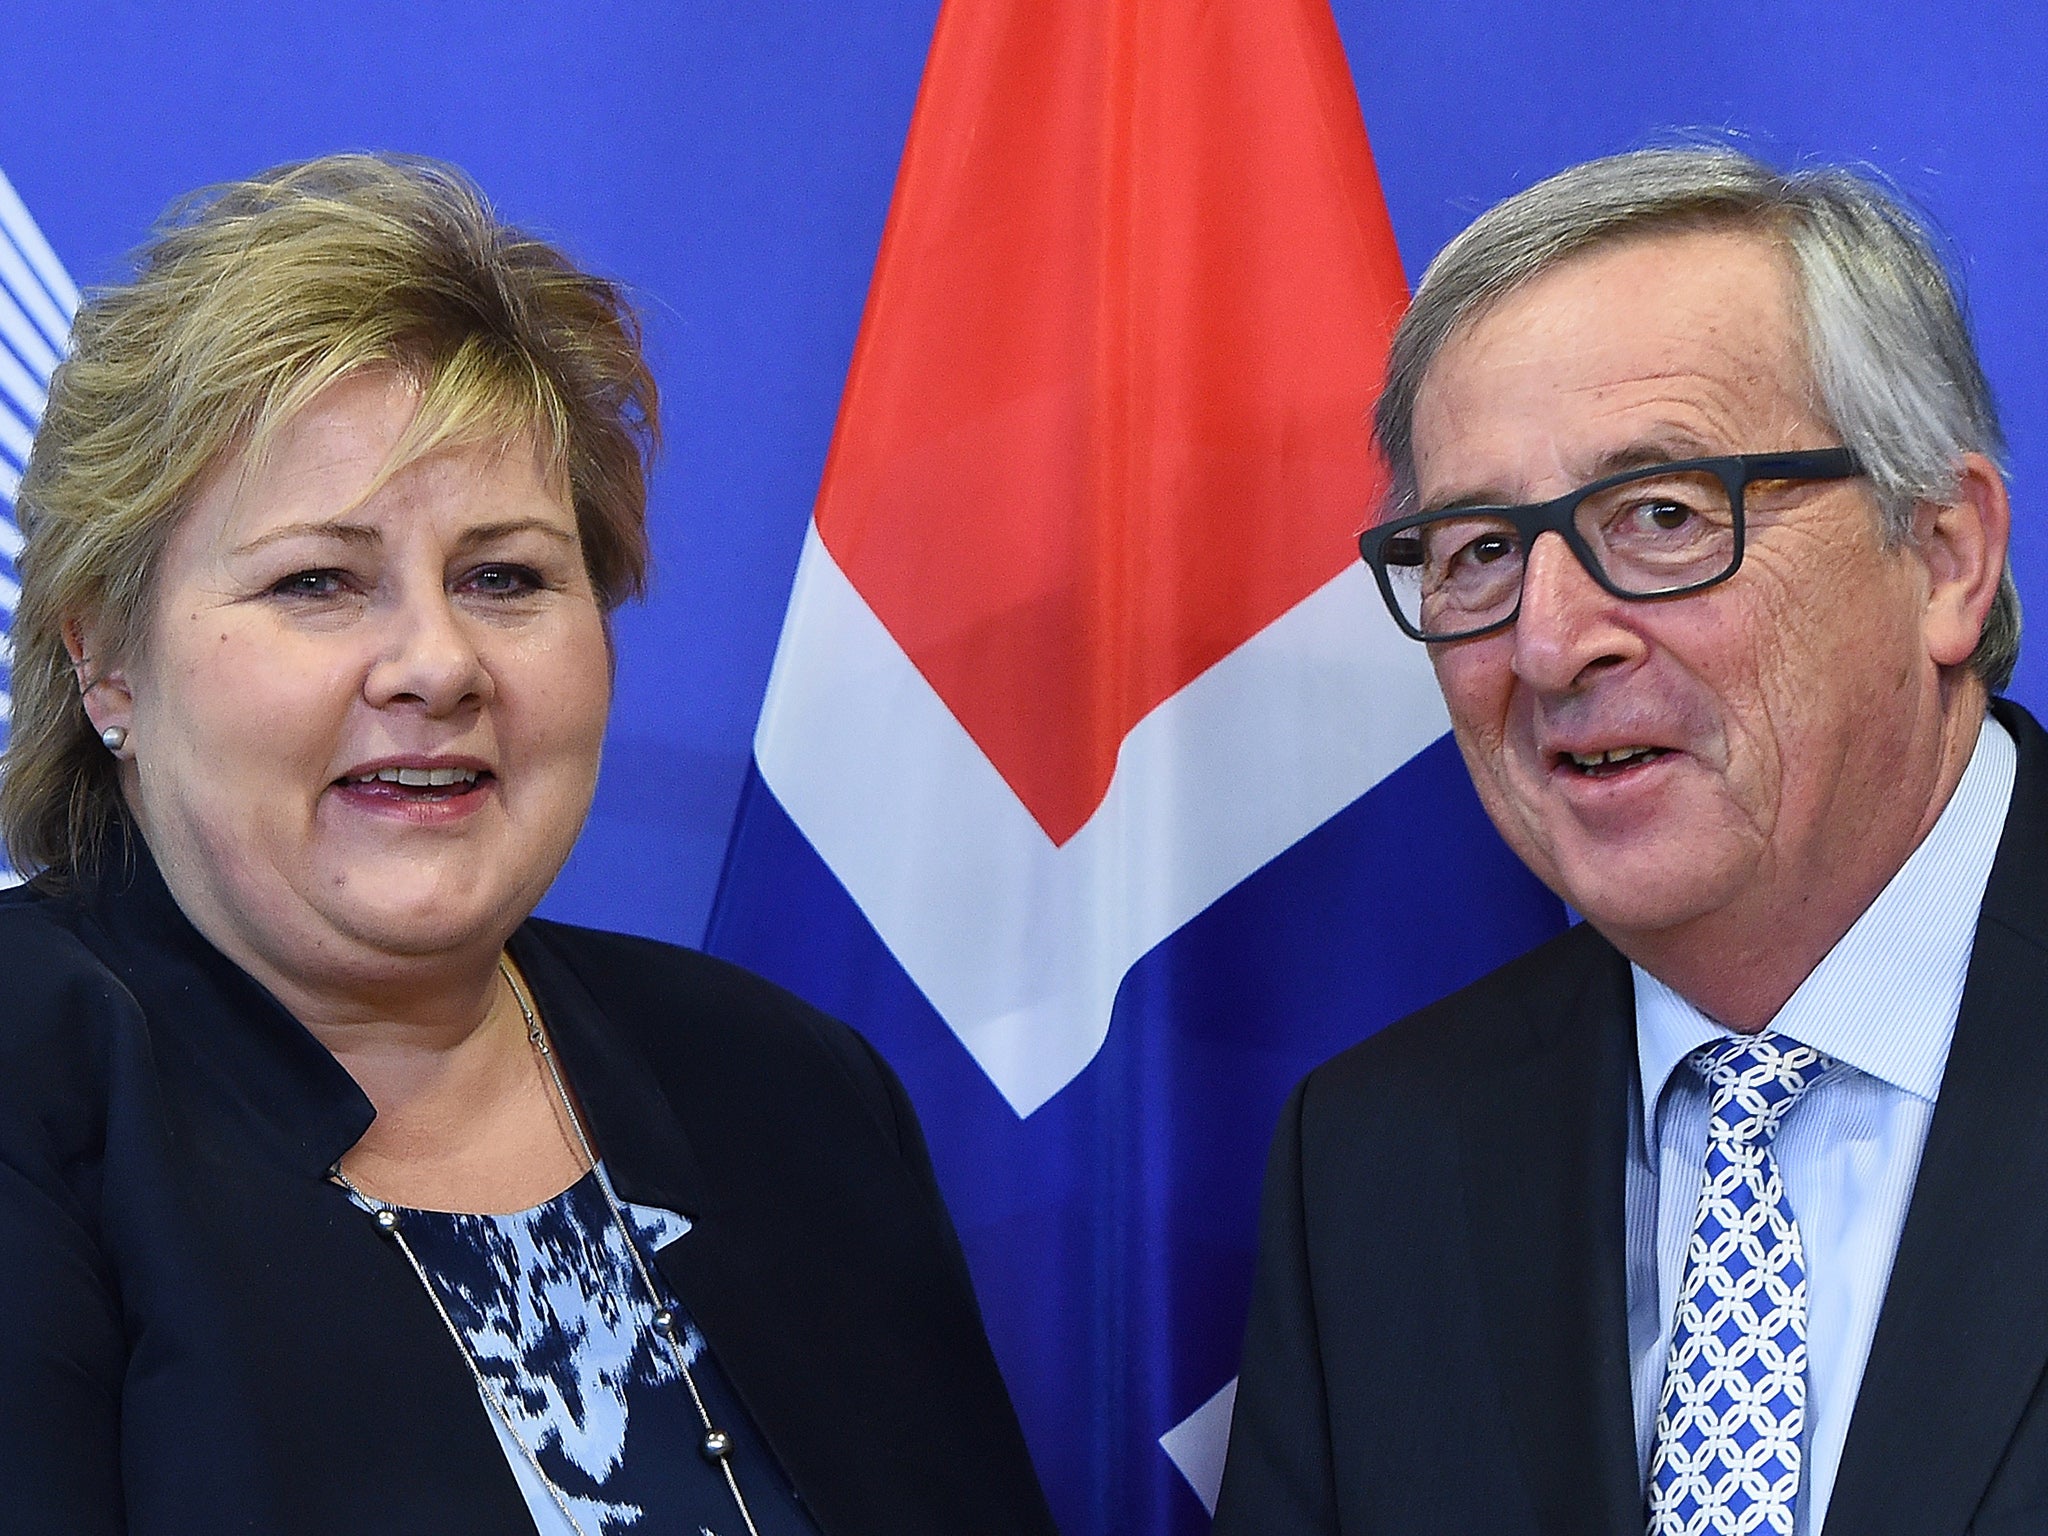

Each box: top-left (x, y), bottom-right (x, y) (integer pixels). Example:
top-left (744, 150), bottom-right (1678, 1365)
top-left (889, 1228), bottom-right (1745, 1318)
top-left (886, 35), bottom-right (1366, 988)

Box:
top-left (0, 164), bottom-right (78, 887)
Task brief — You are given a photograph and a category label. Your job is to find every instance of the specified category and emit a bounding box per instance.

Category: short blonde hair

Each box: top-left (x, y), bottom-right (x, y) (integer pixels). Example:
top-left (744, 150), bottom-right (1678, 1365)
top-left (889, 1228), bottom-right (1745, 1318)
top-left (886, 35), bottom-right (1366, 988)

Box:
top-left (3, 152), bottom-right (659, 882)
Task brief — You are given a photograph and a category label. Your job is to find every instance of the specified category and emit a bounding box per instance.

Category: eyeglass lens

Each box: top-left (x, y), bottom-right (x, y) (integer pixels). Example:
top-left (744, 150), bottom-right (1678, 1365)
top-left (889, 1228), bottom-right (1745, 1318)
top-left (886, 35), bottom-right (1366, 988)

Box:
top-left (1380, 465), bottom-right (1738, 638)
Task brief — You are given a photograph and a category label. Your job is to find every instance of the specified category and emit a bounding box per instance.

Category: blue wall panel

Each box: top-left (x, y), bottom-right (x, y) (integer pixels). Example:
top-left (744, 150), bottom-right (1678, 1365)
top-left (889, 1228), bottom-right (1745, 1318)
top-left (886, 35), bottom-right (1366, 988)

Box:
top-left (8, 1), bottom-right (2043, 945)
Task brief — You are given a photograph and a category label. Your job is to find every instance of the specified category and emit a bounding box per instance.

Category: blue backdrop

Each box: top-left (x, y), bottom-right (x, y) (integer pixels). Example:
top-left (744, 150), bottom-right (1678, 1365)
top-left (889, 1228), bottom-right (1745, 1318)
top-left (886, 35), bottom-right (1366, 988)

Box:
top-left (8, 1), bottom-right (2044, 945)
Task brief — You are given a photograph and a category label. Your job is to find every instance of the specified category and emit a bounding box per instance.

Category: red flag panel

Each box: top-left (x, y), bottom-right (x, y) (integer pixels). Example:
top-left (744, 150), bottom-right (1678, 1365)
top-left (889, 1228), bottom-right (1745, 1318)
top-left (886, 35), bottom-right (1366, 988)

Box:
top-left (814, 0), bottom-right (1408, 845)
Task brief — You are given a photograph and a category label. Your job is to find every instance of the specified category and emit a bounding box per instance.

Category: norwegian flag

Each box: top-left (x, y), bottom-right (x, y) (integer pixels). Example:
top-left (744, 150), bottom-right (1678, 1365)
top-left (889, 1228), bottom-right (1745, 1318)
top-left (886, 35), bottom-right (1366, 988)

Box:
top-left (704, 0), bottom-right (1563, 1529)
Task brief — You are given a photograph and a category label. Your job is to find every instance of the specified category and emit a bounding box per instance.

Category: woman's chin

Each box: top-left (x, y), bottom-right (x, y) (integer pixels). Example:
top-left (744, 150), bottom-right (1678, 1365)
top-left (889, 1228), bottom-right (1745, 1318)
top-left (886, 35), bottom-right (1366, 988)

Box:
top-left (300, 820), bottom-right (568, 946)
top-left (301, 869), bottom-right (537, 965)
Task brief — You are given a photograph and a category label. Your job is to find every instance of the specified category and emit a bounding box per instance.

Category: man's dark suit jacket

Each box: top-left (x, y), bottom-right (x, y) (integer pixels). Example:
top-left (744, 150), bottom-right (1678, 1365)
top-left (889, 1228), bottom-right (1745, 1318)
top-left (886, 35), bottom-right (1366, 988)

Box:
top-left (1214, 698), bottom-right (2048, 1536)
top-left (0, 839), bottom-right (1057, 1536)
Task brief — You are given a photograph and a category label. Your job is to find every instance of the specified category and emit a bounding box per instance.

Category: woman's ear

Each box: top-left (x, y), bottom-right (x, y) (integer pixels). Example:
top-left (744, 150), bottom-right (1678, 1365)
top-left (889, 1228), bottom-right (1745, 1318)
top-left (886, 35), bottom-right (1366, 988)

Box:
top-left (1916, 453), bottom-right (2011, 671)
top-left (62, 616), bottom-right (137, 745)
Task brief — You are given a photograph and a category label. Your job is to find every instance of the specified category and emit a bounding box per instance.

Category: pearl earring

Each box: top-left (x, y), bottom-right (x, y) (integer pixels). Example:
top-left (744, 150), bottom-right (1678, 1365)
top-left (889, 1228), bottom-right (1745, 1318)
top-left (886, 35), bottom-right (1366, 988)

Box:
top-left (100, 726), bottom-right (128, 753)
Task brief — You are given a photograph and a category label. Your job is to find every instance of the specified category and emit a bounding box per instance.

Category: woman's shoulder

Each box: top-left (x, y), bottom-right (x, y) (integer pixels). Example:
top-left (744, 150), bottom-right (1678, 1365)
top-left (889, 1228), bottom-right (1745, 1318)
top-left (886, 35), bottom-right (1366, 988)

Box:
top-left (0, 886), bottom-right (145, 1178)
top-left (519, 919), bottom-right (835, 1026)
top-left (0, 884), bottom-right (143, 1048)
top-left (515, 919), bottom-right (902, 1117)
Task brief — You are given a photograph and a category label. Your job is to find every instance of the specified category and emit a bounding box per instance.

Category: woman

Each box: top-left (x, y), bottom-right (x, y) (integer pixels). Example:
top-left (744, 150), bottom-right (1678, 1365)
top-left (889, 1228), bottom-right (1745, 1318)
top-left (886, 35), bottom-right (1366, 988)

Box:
top-left (0, 154), bottom-right (1056, 1536)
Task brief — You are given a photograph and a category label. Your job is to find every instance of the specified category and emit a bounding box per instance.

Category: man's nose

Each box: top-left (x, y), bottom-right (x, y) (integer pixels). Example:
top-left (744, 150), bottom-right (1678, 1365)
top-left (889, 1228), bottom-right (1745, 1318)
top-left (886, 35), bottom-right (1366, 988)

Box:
top-left (1509, 530), bottom-right (1645, 691)
top-left (364, 586), bottom-right (493, 714)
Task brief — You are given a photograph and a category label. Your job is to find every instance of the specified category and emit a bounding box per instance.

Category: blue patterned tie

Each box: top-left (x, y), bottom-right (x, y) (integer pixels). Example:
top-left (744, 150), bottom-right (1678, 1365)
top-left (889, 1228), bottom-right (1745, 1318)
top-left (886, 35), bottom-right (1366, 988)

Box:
top-left (1647, 1032), bottom-right (1831, 1536)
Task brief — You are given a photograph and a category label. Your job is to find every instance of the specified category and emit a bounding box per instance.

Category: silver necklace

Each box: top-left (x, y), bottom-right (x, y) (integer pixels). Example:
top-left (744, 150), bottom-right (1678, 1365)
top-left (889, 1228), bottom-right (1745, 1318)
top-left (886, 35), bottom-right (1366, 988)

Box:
top-left (330, 960), bottom-right (763, 1536)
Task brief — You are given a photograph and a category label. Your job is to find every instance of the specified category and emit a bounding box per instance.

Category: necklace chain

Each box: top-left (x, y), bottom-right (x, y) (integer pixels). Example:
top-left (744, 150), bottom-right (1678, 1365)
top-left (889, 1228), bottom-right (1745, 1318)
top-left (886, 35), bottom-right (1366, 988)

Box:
top-left (330, 959), bottom-right (764, 1536)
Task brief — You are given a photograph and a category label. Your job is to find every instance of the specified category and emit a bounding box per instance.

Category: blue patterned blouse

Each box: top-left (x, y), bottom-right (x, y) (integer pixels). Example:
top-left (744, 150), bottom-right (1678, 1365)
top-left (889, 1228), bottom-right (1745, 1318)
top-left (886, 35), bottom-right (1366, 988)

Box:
top-left (353, 1167), bottom-right (823, 1536)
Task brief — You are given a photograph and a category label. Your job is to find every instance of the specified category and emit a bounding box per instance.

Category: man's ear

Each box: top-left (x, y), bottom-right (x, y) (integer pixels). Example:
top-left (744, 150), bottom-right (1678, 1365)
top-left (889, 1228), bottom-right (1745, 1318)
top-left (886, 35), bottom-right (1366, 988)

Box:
top-left (61, 615), bottom-right (136, 741)
top-left (1915, 452), bottom-right (2011, 670)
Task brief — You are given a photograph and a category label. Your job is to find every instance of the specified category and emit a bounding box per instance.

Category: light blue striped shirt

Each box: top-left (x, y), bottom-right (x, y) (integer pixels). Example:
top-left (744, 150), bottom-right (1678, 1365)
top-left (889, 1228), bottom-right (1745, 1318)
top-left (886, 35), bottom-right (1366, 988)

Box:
top-left (1627, 713), bottom-right (2016, 1535)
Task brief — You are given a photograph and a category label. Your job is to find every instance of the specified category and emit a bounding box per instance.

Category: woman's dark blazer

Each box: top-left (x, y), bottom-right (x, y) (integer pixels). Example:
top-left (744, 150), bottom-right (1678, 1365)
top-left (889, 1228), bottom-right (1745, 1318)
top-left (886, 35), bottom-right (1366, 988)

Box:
top-left (0, 844), bottom-right (1057, 1536)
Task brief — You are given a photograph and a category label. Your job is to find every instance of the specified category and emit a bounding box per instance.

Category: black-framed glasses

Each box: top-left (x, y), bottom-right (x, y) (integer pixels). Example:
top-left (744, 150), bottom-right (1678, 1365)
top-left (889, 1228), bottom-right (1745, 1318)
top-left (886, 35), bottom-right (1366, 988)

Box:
top-left (1357, 448), bottom-right (1863, 642)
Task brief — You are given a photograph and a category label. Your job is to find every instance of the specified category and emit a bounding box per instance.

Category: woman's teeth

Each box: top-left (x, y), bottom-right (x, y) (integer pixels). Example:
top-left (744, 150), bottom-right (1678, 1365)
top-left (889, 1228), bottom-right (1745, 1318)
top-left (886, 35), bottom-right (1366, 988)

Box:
top-left (345, 767), bottom-right (480, 787)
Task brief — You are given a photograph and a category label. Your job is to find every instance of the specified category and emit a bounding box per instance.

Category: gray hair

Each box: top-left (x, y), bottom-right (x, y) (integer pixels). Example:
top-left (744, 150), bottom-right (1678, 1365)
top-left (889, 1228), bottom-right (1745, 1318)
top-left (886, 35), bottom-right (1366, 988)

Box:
top-left (1374, 146), bottom-right (2018, 691)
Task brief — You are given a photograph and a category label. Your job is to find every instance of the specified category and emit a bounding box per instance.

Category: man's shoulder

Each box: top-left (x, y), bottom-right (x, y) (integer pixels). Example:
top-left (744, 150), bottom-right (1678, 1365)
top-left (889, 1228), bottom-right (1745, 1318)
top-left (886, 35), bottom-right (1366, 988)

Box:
top-left (1299, 919), bottom-right (1626, 1120)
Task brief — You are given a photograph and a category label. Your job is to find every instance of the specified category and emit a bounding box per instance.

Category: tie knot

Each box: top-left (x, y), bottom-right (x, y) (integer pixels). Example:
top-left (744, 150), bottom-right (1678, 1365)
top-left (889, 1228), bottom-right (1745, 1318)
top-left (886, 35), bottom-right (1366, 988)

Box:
top-left (1691, 1032), bottom-right (1830, 1147)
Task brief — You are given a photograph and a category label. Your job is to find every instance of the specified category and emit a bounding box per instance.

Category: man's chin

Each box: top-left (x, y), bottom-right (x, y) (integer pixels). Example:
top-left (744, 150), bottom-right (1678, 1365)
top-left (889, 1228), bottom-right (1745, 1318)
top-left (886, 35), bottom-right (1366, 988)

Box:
top-left (1543, 856), bottom-right (1741, 945)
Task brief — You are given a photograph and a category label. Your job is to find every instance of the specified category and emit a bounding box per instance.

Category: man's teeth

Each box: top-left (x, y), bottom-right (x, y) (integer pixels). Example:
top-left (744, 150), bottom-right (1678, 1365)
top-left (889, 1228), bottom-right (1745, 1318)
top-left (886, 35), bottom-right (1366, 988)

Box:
top-left (1566, 746), bottom-right (1660, 769)
top-left (349, 767), bottom-right (480, 787)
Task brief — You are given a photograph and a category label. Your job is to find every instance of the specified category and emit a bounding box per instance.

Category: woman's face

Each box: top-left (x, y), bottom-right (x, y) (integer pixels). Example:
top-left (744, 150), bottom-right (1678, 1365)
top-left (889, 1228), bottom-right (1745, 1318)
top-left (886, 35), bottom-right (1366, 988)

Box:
top-left (95, 370), bottom-right (613, 1002)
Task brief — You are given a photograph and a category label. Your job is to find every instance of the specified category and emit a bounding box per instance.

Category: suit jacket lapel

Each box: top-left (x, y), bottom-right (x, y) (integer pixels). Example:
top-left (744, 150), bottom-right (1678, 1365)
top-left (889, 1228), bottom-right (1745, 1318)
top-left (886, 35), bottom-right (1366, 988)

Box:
top-left (1823, 699), bottom-right (2048, 1534)
top-left (1459, 929), bottom-right (1643, 1536)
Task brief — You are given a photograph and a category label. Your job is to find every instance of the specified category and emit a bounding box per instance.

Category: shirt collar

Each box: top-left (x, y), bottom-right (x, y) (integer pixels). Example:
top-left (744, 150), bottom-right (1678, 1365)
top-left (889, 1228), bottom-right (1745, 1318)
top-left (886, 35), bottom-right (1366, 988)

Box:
top-left (1635, 712), bottom-right (2016, 1148)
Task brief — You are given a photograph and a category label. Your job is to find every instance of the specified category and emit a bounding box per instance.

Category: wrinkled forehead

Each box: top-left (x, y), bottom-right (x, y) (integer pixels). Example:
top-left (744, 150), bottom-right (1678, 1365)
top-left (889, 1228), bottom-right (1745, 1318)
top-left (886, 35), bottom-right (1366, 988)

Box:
top-left (1410, 228), bottom-right (1821, 504)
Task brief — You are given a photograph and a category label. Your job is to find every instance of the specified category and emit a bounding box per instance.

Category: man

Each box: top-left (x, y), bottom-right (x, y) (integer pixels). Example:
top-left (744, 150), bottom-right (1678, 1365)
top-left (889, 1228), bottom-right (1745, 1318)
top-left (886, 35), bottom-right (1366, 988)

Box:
top-left (1214, 147), bottom-right (2043, 1536)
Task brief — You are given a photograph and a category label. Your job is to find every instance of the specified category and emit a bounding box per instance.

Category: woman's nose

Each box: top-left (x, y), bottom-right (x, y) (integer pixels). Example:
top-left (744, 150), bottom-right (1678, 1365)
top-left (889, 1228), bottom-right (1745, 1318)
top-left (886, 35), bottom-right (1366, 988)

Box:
top-left (363, 586), bottom-right (494, 713)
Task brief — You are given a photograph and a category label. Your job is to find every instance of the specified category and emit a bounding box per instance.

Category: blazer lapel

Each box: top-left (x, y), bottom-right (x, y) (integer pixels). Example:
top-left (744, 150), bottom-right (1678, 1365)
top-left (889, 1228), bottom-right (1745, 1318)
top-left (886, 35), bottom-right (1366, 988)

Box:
top-left (507, 928), bottom-right (715, 1221)
top-left (508, 928), bottom-right (1003, 1536)
top-left (1823, 699), bottom-right (2048, 1534)
top-left (1459, 930), bottom-right (1643, 1536)
top-left (506, 937), bottom-right (848, 1514)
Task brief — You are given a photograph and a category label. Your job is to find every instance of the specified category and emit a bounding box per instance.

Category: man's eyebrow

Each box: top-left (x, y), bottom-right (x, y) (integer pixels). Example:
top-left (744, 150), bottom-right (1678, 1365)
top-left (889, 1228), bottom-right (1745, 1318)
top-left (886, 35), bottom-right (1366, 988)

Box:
top-left (1584, 434), bottom-right (1718, 478)
top-left (1419, 434), bottom-right (1724, 514)
top-left (1421, 489), bottom-right (1518, 515)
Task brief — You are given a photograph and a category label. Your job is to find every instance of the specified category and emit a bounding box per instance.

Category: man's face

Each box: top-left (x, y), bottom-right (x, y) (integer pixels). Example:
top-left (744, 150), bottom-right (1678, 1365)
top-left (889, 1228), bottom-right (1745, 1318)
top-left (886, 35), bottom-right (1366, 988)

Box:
top-left (1414, 228), bottom-right (1958, 961)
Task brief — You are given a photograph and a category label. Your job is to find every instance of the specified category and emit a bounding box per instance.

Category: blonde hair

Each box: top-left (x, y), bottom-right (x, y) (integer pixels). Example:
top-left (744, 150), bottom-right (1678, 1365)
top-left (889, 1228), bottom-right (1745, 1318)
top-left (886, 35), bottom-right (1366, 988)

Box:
top-left (3, 152), bottom-right (659, 882)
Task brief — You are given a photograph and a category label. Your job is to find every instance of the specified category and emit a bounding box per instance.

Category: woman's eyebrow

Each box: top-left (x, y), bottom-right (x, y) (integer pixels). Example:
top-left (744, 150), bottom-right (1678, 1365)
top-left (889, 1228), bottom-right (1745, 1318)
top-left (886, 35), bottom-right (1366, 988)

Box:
top-left (230, 518), bottom-right (577, 559)
top-left (449, 519), bottom-right (580, 554)
top-left (231, 520), bottom-right (381, 556)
